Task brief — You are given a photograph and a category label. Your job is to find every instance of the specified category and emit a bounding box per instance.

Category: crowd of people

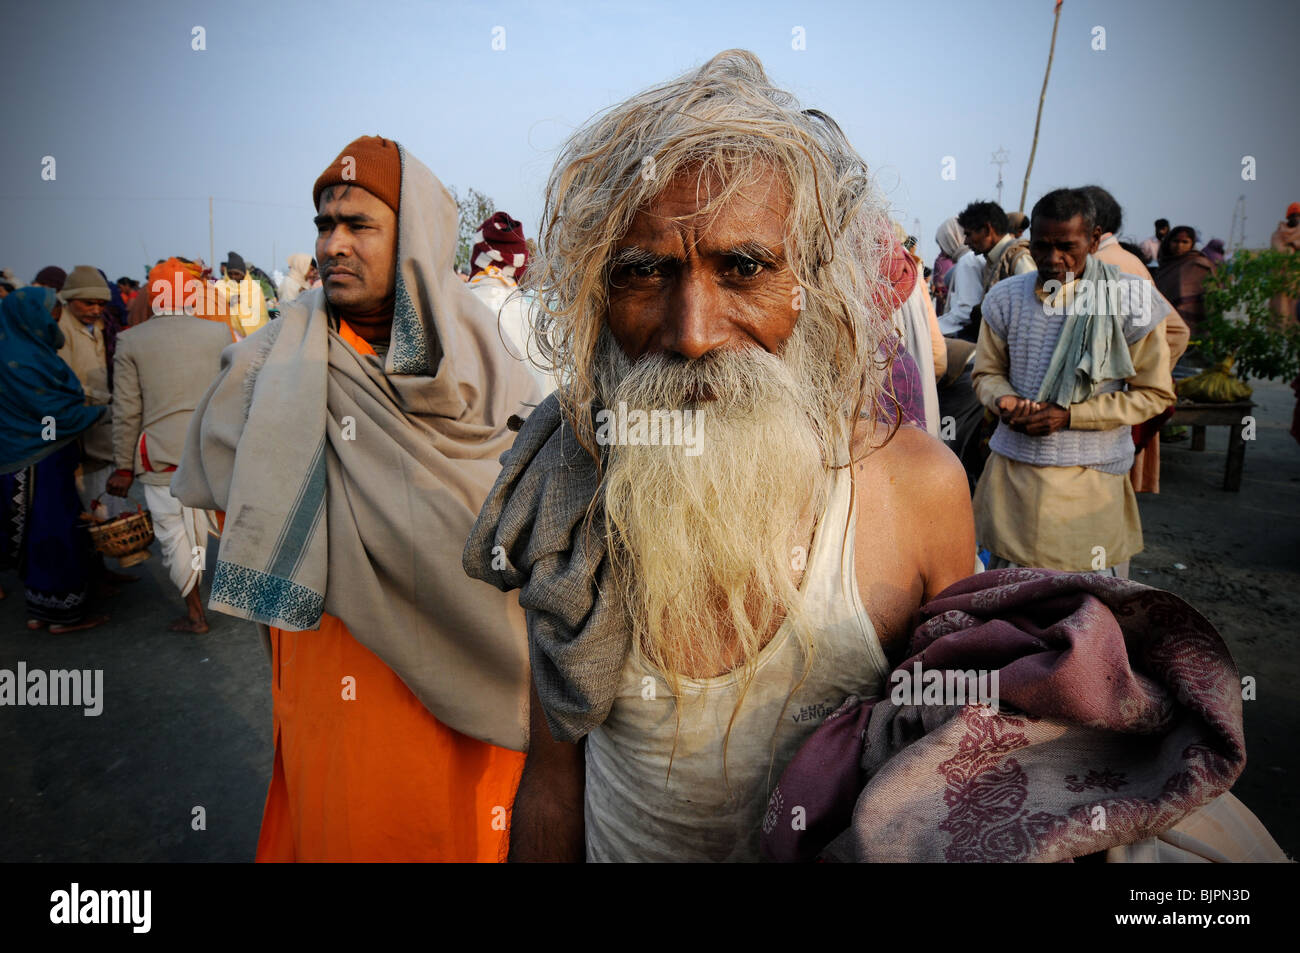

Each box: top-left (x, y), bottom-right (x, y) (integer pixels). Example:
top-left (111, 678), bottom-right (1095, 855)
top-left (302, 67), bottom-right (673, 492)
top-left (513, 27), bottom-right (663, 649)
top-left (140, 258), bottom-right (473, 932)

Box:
top-left (0, 248), bottom-right (320, 632)
top-left (929, 196), bottom-right (1300, 510)
top-left (1, 49), bottom-right (1294, 863)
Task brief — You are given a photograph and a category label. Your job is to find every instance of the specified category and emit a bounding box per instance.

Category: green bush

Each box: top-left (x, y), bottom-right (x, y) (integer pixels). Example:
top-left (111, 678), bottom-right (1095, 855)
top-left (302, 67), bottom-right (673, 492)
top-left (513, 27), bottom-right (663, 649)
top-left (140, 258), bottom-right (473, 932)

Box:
top-left (1200, 248), bottom-right (1300, 381)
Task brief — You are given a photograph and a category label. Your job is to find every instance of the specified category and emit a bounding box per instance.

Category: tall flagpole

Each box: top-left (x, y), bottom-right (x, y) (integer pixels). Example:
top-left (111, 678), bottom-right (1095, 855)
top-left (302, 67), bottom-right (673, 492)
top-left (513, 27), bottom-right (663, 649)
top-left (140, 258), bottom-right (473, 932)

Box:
top-left (1020, 0), bottom-right (1063, 213)
top-left (208, 196), bottom-right (215, 271)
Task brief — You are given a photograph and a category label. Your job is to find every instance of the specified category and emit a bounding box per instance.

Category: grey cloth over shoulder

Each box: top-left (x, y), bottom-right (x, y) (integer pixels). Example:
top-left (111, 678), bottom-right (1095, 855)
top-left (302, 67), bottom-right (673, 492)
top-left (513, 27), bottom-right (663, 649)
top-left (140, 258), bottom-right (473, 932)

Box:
top-left (464, 393), bottom-right (629, 743)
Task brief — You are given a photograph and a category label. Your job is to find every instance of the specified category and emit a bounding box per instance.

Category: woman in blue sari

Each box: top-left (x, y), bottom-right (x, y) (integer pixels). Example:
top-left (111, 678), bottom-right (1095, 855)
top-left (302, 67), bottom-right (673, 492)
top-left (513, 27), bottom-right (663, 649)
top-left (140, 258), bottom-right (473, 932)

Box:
top-left (0, 286), bottom-right (109, 631)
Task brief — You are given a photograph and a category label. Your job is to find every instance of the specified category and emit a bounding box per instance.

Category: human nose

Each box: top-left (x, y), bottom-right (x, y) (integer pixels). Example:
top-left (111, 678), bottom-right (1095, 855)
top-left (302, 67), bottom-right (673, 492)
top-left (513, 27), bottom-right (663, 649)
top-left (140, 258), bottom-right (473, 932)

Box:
top-left (660, 269), bottom-right (730, 360)
top-left (318, 226), bottom-right (351, 262)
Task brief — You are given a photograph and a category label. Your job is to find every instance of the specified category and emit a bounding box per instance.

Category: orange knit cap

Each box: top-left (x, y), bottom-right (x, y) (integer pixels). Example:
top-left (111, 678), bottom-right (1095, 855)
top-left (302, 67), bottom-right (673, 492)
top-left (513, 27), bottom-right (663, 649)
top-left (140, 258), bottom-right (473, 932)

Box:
top-left (313, 135), bottom-right (402, 214)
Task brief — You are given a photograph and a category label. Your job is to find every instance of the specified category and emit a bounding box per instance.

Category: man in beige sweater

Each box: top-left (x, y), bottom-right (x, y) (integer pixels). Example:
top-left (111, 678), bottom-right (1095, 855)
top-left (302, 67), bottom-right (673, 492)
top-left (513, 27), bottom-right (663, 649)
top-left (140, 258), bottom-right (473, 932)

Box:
top-left (107, 295), bottom-right (232, 631)
top-left (972, 188), bottom-right (1175, 576)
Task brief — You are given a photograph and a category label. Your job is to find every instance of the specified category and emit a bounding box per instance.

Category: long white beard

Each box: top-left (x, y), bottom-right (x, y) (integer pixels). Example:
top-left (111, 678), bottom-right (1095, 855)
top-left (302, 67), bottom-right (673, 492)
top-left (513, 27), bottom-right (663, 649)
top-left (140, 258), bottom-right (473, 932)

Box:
top-left (594, 324), bottom-right (840, 682)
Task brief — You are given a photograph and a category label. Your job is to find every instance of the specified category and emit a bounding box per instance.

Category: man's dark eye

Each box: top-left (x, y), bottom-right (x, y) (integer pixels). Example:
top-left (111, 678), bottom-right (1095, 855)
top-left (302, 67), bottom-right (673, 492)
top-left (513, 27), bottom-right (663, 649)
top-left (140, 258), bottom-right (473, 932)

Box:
top-left (731, 257), bottom-right (763, 278)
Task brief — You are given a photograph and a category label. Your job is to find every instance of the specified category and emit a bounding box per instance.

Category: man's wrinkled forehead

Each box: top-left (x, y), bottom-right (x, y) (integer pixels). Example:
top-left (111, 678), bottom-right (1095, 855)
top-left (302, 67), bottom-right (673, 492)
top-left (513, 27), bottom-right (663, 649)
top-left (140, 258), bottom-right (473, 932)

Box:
top-left (317, 183), bottom-right (384, 213)
top-left (1031, 214), bottom-right (1090, 239)
top-left (613, 161), bottom-right (791, 255)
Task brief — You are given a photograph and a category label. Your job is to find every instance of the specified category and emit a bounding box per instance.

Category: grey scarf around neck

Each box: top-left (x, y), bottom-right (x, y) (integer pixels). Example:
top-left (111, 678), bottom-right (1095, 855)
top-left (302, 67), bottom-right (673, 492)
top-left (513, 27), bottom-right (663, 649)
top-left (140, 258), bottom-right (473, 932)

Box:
top-left (1035, 255), bottom-right (1136, 408)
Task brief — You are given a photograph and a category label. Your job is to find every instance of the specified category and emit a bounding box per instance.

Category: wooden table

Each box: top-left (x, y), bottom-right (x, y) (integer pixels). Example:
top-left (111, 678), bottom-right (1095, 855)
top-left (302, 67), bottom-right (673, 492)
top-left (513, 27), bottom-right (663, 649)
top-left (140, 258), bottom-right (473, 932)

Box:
top-left (1171, 400), bottom-right (1255, 491)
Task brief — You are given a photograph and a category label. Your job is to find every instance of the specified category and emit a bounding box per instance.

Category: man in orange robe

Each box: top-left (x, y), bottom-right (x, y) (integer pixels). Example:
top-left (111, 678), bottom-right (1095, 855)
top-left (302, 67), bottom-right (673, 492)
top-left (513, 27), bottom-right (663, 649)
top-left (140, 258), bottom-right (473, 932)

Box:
top-left (174, 136), bottom-right (539, 861)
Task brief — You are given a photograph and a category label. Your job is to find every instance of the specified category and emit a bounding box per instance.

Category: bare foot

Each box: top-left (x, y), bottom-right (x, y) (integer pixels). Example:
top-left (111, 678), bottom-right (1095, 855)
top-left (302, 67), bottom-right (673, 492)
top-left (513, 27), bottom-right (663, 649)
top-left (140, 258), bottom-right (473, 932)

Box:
top-left (169, 616), bottom-right (210, 634)
top-left (26, 618), bottom-right (47, 631)
top-left (48, 614), bottom-right (109, 634)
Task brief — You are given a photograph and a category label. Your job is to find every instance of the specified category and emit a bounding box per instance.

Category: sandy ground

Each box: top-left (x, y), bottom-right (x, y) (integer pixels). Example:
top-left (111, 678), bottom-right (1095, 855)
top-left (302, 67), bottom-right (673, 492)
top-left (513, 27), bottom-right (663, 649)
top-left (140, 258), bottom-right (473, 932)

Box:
top-left (0, 479), bottom-right (271, 862)
top-left (1131, 376), bottom-right (1299, 857)
top-left (1, 379), bottom-right (1296, 862)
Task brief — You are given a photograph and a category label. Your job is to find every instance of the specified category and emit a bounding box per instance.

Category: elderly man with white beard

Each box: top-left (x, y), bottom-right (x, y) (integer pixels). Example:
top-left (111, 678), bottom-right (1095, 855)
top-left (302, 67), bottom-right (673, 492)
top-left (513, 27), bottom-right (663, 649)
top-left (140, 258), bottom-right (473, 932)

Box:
top-left (465, 50), bottom-right (975, 862)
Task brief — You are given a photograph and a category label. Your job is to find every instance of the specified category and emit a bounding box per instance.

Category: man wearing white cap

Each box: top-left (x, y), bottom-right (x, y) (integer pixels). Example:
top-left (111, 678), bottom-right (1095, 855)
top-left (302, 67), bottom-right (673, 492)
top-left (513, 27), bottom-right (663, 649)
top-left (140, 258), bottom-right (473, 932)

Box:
top-left (56, 265), bottom-right (128, 519)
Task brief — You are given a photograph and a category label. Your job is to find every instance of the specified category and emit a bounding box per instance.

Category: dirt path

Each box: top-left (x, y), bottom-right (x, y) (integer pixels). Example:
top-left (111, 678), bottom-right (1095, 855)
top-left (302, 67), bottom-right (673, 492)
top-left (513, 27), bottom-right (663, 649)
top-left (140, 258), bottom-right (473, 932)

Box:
top-left (1133, 376), bottom-right (1299, 857)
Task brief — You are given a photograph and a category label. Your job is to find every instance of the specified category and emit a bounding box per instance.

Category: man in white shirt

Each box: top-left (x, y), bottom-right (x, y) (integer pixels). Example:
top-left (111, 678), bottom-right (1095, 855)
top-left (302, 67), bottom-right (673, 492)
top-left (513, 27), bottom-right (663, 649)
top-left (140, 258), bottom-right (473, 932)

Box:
top-left (938, 249), bottom-right (986, 337)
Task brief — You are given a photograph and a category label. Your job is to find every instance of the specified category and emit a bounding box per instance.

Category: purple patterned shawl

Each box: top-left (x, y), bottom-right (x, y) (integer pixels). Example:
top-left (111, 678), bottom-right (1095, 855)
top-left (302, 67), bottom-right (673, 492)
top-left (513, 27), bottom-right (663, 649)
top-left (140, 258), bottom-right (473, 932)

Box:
top-left (761, 568), bottom-right (1246, 862)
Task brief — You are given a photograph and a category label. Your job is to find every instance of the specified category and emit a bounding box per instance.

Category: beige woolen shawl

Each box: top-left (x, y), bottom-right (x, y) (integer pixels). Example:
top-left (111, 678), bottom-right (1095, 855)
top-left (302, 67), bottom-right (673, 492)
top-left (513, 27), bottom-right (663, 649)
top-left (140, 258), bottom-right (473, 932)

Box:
top-left (172, 144), bottom-right (540, 750)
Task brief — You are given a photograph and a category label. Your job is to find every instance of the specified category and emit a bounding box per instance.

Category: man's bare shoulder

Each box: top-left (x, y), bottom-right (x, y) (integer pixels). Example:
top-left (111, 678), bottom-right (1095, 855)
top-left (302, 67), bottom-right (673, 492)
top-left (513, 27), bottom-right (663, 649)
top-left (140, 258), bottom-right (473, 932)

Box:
top-left (853, 424), bottom-right (975, 575)
top-left (847, 422), bottom-right (976, 653)
top-left (853, 422), bottom-right (969, 507)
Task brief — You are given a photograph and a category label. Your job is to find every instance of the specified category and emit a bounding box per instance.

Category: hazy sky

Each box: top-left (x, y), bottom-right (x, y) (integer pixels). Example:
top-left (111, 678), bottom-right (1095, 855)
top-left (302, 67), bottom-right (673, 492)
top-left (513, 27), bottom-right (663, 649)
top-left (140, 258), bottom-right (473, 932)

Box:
top-left (2, 0), bottom-right (1296, 285)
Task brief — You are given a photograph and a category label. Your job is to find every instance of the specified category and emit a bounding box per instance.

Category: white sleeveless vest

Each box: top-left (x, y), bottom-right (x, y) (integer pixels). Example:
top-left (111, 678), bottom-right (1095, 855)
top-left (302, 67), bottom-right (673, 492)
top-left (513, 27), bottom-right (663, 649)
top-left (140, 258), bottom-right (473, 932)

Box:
top-left (584, 463), bottom-right (889, 861)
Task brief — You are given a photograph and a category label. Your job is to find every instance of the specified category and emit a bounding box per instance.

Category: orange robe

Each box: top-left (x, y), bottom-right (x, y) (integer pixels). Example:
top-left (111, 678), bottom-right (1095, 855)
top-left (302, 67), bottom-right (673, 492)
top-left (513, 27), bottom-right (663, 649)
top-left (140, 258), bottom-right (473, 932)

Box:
top-left (254, 322), bottom-right (526, 862)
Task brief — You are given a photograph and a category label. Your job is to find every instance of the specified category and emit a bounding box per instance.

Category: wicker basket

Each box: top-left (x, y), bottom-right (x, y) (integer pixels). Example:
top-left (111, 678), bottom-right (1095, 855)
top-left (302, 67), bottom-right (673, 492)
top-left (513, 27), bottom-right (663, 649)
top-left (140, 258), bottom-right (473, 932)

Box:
top-left (86, 505), bottom-right (154, 567)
